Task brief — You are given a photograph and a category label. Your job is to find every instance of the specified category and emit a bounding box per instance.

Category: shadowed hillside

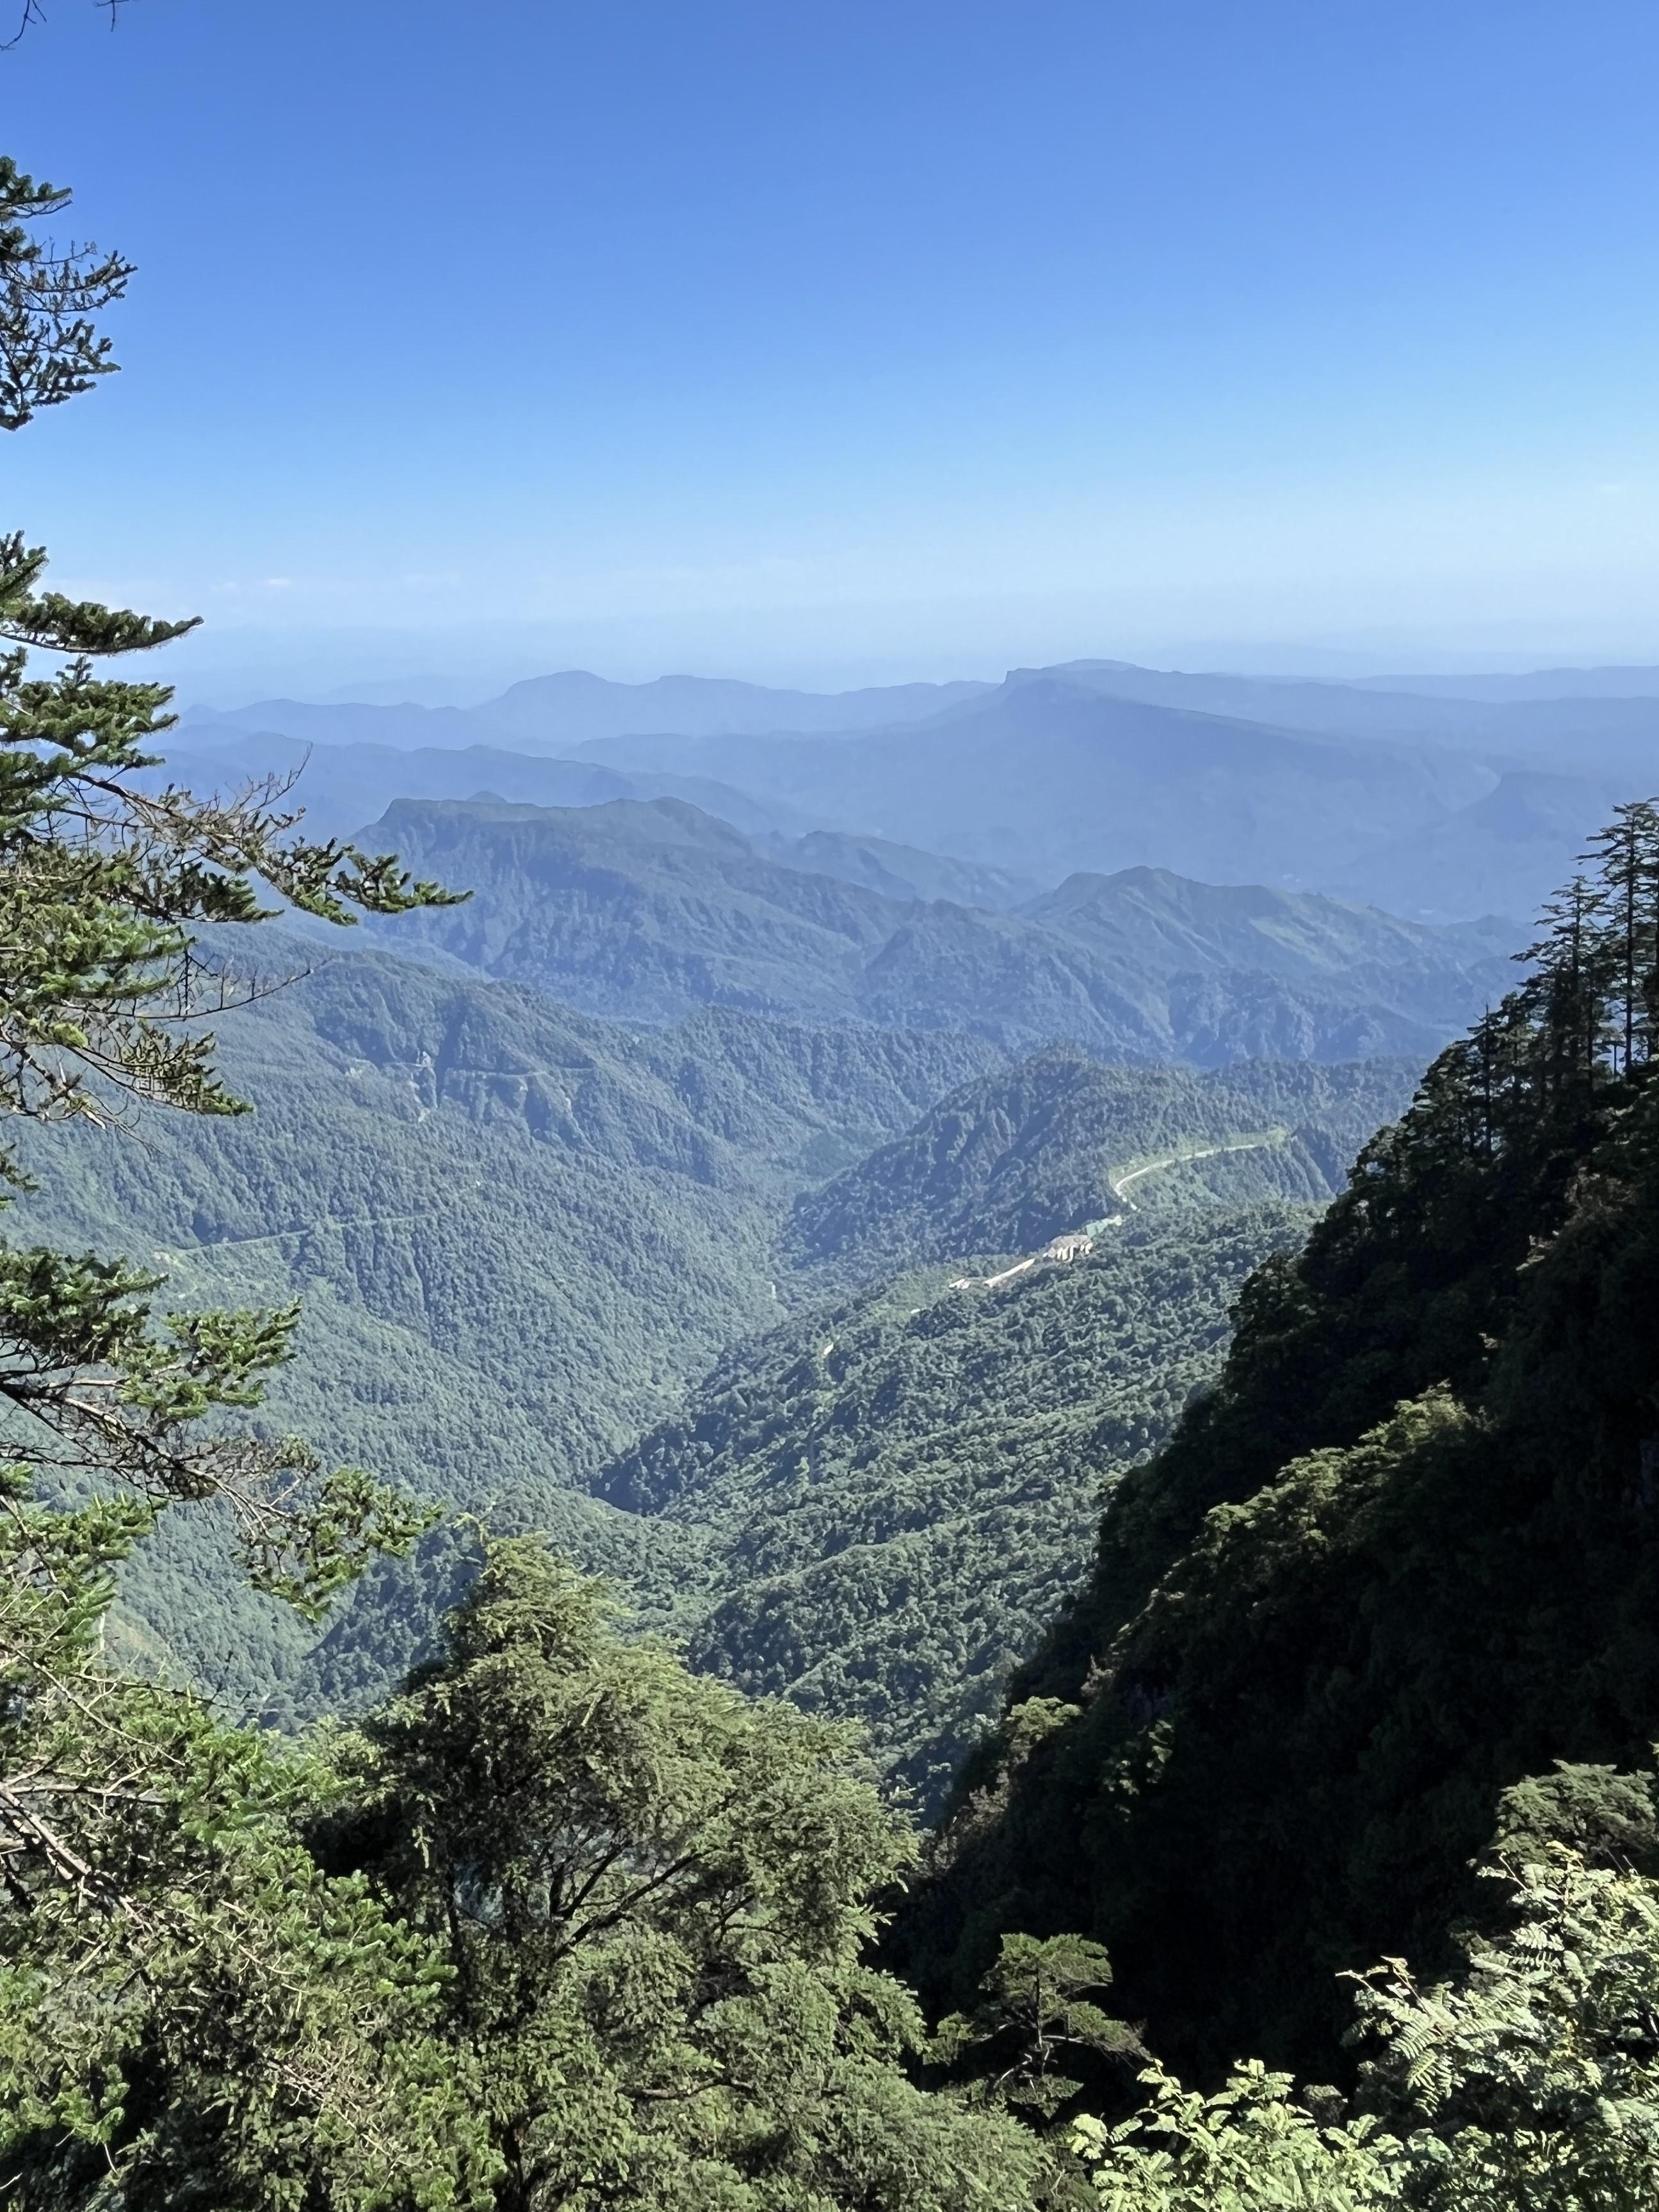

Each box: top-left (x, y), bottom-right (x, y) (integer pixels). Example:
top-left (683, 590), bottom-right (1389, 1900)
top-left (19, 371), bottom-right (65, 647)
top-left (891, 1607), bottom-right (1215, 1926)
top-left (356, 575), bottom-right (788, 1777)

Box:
top-left (891, 800), bottom-right (1659, 2096)
top-left (353, 795), bottom-right (1513, 1058)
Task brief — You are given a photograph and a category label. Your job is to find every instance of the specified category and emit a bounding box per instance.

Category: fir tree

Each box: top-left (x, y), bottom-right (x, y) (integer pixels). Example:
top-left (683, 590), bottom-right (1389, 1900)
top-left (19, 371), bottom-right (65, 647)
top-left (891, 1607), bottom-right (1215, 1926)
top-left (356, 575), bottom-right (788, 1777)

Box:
top-left (0, 154), bottom-right (483, 2202)
top-left (0, 150), bottom-right (1045, 2210)
top-left (1582, 800), bottom-right (1659, 1078)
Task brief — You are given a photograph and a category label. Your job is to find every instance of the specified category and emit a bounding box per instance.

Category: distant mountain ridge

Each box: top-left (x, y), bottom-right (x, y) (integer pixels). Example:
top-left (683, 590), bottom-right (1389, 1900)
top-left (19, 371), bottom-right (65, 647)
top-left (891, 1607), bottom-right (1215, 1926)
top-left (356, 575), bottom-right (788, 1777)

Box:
top-left (359, 794), bottom-right (1515, 1064)
top-left (177, 656), bottom-right (1653, 922)
top-left (1000, 658), bottom-right (1659, 764)
top-left (483, 668), bottom-right (994, 745)
top-left (567, 666), bottom-right (1635, 919)
top-left (158, 732), bottom-right (821, 843)
top-left (179, 668), bottom-right (990, 756)
top-left (1349, 663), bottom-right (1659, 704)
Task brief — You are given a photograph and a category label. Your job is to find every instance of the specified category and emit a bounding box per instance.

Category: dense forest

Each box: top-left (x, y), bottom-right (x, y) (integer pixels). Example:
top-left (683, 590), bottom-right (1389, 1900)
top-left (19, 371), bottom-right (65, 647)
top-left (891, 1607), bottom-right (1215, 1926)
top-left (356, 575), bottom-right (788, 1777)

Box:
top-left (594, 1205), bottom-right (1315, 1812)
top-left (14, 136), bottom-right (1659, 2212)
top-left (3, 937), bottom-right (1001, 1706)
top-left (789, 1047), bottom-right (1416, 1280)
top-left (7, 930), bottom-right (1412, 1738)
top-left (359, 794), bottom-right (1510, 1062)
top-left (894, 801), bottom-right (1659, 2099)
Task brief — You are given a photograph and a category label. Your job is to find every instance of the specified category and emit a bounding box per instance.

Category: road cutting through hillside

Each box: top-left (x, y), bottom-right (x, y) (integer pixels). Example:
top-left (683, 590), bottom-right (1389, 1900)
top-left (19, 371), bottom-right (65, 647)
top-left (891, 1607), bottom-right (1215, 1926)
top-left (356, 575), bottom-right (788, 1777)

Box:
top-left (149, 1177), bottom-right (490, 1266)
top-left (950, 1127), bottom-right (1291, 1291)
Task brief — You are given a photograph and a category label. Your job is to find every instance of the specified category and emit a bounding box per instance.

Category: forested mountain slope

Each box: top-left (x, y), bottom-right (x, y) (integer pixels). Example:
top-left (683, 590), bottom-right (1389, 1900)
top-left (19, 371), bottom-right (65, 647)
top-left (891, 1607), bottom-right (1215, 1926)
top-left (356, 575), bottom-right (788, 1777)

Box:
top-left (269, 1021), bottom-right (1404, 1755)
top-left (589, 1206), bottom-right (1313, 1816)
top-left (360, 795), bottom-right (1510, 1058)
top-left (894, 802), bottom-right (1659, 2094)
top-left (1023, 864), bottom-right (1510, 997)
top-left (11, 885), bottom-right (1432, 1754)
top-left (6, 935), bottom-right (1002, 1691)
top-left (791, 1047), bottom-right (1418, 1279)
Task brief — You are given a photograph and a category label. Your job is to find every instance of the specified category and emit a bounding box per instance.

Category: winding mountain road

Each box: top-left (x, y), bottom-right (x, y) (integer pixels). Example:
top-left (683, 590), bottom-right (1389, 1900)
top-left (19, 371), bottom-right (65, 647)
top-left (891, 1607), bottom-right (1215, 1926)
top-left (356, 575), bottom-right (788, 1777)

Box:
top-left (952, 1126), bottom-right (1291, 1290)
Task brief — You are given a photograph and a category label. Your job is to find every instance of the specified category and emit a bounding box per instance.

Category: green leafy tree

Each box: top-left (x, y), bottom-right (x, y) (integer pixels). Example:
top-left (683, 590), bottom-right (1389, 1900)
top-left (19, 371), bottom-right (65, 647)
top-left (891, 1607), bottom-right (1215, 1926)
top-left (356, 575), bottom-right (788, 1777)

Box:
top-left (1069, 2061), bottom-right (1404, 2211)
top-left (1065, 1800), bottom-right (1659, 2209)
top-left (317, 1538), bottom-right (1042, 2212)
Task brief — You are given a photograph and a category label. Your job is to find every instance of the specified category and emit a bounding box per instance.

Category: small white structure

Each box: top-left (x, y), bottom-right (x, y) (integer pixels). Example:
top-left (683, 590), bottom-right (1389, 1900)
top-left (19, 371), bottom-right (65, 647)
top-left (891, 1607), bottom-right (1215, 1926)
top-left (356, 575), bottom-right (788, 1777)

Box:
top-left (1040, 1231), bottom-right (1095, 1264)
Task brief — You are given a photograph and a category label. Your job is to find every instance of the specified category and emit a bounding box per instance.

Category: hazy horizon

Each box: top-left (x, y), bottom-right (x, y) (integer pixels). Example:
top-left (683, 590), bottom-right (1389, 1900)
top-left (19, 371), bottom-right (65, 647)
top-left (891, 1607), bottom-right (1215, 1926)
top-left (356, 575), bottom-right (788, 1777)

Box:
top-left (11, 0), bottom-right (1659, 709)
top-left (166, 622), bottom-right (1659, 716)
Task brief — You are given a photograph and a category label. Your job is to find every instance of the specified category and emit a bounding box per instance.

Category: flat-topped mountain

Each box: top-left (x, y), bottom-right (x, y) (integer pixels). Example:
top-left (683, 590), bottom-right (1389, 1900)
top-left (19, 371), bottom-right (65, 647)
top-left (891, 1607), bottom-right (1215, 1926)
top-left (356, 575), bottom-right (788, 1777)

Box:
top-left (568, 665), bottom-right (1635, 916)
top-left (360, 794), bottom-right (1512, 1062)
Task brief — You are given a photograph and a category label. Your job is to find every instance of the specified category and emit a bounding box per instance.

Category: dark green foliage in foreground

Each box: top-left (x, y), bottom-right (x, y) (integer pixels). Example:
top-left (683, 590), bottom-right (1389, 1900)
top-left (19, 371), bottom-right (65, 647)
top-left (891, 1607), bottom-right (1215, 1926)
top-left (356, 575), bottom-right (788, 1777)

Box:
top-left (594, 1207), bottom-right (1311, 1814)
top-left (1065, 1761), bottom-right (1659, 2209)
top-left (932, 1933), bottom-right (1145, 2124)
top-left (895, 800), bottom-right (1659, 2088)
top-left (309, 1541), bottom-right (1040, 2212)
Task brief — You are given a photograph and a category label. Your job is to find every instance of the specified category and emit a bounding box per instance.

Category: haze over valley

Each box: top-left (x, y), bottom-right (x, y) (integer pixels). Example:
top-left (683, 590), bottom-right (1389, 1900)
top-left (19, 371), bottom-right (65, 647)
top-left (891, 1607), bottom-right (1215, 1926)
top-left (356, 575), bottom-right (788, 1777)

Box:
top-left (14, 4), bottom-right (1659, 2199)
top-left (177, 652), bottom-right (1651, 923)
top-left (28, 632), bottom-right (1653, 1782)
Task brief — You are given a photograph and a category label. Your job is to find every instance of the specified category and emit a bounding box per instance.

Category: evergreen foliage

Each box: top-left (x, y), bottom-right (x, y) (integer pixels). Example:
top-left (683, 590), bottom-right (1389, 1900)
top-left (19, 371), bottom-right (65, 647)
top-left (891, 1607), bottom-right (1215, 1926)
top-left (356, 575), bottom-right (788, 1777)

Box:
top-left (895, 796), bottom-right (1659, 2090)
top-left (590, 1206), bottom-right (1312, 1813)
top-left (311, 1540), bottom-right (1042, 2212)
top-left (0, 156), bottom-right (131, 434)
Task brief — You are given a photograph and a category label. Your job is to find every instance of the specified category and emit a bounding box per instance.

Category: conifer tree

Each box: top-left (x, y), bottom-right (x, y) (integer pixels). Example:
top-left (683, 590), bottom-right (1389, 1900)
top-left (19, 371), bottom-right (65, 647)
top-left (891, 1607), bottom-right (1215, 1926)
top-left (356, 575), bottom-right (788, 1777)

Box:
top-left (0, 156), bottom-right (487, 2203)
top-left (0, 152), bottom-right (1046, 2211)
top-left (1582, 801), bottom-right (1659, 1078)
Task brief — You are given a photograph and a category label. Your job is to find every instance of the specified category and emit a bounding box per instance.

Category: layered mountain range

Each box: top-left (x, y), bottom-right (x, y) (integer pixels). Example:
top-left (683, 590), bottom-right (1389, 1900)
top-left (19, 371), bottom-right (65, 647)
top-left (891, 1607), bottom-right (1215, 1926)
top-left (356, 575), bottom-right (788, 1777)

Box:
top-left (344, 794), bottom-right (1512, 1063)
top-left (42, 652), bottom-right (1658, 1885)
top-left (177, 652), bottom-right (1659, 920)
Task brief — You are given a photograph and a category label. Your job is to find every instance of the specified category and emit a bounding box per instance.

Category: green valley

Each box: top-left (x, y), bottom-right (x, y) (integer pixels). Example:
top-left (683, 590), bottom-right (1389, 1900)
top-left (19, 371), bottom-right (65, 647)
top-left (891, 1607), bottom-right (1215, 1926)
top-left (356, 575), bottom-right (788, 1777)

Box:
top-left (591, 1204), bottom-right (1315, 1814)
top-left (8, 928), bottom-right (1416, 1761)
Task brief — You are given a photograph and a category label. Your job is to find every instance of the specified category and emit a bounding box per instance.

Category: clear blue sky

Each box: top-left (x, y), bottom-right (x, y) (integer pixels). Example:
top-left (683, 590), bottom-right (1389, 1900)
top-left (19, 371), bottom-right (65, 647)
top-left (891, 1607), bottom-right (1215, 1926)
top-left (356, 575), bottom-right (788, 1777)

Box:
top-left (6, 0), bottom-right (1659, 695)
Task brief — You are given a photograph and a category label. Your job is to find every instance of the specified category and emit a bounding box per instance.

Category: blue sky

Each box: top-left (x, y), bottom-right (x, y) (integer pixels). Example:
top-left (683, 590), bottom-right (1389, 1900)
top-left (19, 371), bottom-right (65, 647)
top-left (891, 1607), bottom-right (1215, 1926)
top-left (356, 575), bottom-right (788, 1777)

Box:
top-left (6, 0), bottom-right (1659, 695)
